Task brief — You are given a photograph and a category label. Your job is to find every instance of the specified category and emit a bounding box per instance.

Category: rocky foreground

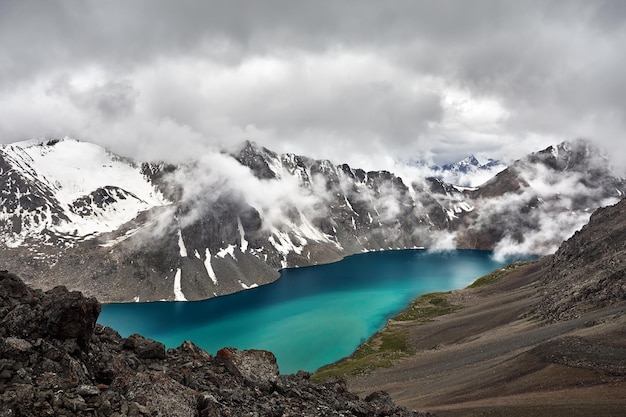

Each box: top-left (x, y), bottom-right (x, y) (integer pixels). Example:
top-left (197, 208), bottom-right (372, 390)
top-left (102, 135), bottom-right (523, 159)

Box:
top-left (0, 270), bottom-right (427, 416)
top-left (325, 198), bottom-right (626, 416)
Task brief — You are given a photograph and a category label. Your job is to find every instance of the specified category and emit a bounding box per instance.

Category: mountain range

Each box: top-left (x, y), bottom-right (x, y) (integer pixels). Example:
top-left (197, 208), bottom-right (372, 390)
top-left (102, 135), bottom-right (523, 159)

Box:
top-left (1, 137), bottom-right (624, 302)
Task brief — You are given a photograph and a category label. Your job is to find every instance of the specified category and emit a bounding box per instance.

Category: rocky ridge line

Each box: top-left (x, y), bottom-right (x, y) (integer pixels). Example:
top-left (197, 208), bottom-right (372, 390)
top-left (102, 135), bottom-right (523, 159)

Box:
top-left (539, 196), bottom-right (626, 321)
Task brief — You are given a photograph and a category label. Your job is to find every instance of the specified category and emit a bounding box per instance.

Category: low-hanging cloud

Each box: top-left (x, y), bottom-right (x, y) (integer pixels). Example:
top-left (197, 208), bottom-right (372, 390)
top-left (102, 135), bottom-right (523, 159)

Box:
top-left (476, 151), bottom-right (623, 262)
top-left (169, 149), bottom-right (329, 233)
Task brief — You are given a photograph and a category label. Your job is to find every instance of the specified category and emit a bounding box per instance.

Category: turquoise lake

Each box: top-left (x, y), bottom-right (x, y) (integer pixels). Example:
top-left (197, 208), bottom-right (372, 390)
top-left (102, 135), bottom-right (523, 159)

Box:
top-left (98, 249), bottom-right (510, 374)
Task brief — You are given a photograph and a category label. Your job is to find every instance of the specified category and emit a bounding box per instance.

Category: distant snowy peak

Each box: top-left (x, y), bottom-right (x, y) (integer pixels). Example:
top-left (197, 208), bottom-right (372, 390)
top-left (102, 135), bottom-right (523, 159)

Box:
top-left (442, 155), bottom-right (502, 172)
top-left (412, 154), bottom-right (507, 187)
top-left (2, 137), bottom-right (165, 205)
top-left (441, 155), bottom-right (480, 172)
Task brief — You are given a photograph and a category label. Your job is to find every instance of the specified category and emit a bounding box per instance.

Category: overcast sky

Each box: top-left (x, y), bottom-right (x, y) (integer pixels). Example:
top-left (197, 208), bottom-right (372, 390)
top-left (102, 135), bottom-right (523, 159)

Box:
top-left (1, 1), bottom-right (625, 172)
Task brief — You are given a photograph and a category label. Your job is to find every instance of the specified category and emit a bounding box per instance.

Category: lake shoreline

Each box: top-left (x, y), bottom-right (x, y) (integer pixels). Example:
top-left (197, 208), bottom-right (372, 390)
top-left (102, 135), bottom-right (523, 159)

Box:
top-left (98, 246), bottom-right (429, 306)
top-left (333, 257), bottom-right (626, 416)
top-left (99, 249), bottom-right (510, 374)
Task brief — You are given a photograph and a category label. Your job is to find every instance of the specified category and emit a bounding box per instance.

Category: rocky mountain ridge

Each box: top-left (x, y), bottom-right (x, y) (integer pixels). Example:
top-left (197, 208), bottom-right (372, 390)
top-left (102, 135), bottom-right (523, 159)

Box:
top-left (539, 195), bottom-right (626, 321)
top-left (0, 137), bottom-right (624, 302)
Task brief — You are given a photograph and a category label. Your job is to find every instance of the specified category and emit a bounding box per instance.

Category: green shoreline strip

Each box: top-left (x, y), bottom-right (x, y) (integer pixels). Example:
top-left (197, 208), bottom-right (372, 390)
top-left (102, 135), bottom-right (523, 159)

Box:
top-left (467, 260), bottom-right (535, 288)
top-left (312, 291), bottom-right (459, 382)
top-left (312, 260), bottom-right (535, 382)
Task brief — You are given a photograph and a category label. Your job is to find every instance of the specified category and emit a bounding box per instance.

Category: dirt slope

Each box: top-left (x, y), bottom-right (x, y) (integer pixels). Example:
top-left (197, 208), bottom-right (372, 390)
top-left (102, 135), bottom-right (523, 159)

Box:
top-left (346, 259), bottom-right (626, 416)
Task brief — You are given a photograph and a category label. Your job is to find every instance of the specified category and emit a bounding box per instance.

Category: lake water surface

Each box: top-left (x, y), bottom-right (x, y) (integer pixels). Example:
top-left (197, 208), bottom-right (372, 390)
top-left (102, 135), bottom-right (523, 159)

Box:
top-left (98, 249), bottom-right (509, 373)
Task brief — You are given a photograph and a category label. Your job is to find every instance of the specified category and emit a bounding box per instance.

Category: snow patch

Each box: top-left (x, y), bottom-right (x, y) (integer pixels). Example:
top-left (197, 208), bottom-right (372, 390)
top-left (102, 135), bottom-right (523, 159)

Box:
top-left (177, 229), bottom-right (188, 257)
top-left (266, 154), bottom-right (284, 178)
top-left (454, 201), bottom-right (474, 213)
top-left (344, 195), bottom-right (355, 212)
top-left (203, 248), bottom-right (218, 285)
top-left (216, 244), bottom-right (237, 260)
top-left (54, 189), bottom-right (154, 238)
top-left (239, 280), bottom-right (259, 290)
top-left (99, 226), bottom-right (143, 247)
top-left (237, 217), bottom-right (249, 252)
top-left (173, 268), bottom-right (187, 301)
top-left (269, 228), bottom-right (303, 255)
top-left (453, 185), bottom-right (479, 192)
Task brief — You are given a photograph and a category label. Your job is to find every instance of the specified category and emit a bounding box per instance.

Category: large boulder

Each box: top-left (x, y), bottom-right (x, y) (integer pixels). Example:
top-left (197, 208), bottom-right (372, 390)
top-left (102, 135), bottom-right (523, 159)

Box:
top-left (0, 270), bottom-right (100, 350)
top-left (216, 347), bottom-right (279, 392)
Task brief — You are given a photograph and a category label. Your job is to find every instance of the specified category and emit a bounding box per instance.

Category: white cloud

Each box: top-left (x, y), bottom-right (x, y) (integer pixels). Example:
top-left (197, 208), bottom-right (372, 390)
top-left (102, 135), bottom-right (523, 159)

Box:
top-left (427, 231), bottom-right (458, 252)
top-left (1, 1), bottom-right (626, 174)
top-left (171, 150), bottom-right (328, 232)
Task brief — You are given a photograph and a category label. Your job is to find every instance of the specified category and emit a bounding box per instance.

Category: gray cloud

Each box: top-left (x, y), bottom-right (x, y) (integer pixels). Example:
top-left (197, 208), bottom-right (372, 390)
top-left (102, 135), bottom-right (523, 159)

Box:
top-left (1, 1), bottom-right (625, 173)
top-left (48, 76), bottom-right (137, 120)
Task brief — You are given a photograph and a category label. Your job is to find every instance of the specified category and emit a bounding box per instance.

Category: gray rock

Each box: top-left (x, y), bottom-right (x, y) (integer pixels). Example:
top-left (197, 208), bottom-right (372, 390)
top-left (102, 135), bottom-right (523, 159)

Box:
top-left (122, 334), bottom-right (166, 359)
top-left (76, 385), bottom-right (100, 397)
top-left (216, 347), bottom-right (279, 392)
top-left (4, 337), bottom-right (32, 352)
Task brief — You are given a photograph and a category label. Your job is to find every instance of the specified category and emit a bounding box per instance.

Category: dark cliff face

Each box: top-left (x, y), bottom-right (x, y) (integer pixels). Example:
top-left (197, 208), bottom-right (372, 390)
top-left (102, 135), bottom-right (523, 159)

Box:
top-left (539, 197), bottom-right (626, 321)
top-left (0, 271), bottom-right (427, 417)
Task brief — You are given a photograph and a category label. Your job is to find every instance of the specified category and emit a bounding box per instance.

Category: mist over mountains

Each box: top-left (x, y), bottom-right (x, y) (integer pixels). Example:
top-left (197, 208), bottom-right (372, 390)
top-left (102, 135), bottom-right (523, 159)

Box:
top-left (0, 137), bottom-right (623, 302)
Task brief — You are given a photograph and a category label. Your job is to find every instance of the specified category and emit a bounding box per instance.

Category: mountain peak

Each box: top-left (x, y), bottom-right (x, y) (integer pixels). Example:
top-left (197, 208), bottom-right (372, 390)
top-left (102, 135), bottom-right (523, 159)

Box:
top-left (427, 155), bottom-right (506, 187)
top-left (233, 140), bottom-right (280, 180)
top-left (0, 138), bottom-right (167, 247)
top-left (441, 155), bottom-right (481, 171)
top-left (530, 139), bottom-right (608, 173)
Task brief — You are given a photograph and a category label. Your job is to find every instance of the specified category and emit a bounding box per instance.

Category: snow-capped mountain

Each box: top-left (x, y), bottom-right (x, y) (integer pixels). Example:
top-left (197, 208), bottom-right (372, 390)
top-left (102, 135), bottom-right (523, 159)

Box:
top-left (457, 140), bottom-right (626, 258)
top-left (0, 138), bottom-right (166, 248)
top-left (441, 155), bottom-right (505, 185)
top-left (405, 154), bottom-right (506, 187)
top-left (0, 137), bottom-right (623, 302)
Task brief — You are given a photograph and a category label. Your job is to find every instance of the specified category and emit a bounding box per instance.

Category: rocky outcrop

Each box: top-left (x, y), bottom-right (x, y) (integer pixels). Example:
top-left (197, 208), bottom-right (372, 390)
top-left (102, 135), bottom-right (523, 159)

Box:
top-left (539, 197), bottom-right (626, 321)
top-left (0, 270), bottom-right (425, 416)
top-left (0, 271), bottom-right (100, 350)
